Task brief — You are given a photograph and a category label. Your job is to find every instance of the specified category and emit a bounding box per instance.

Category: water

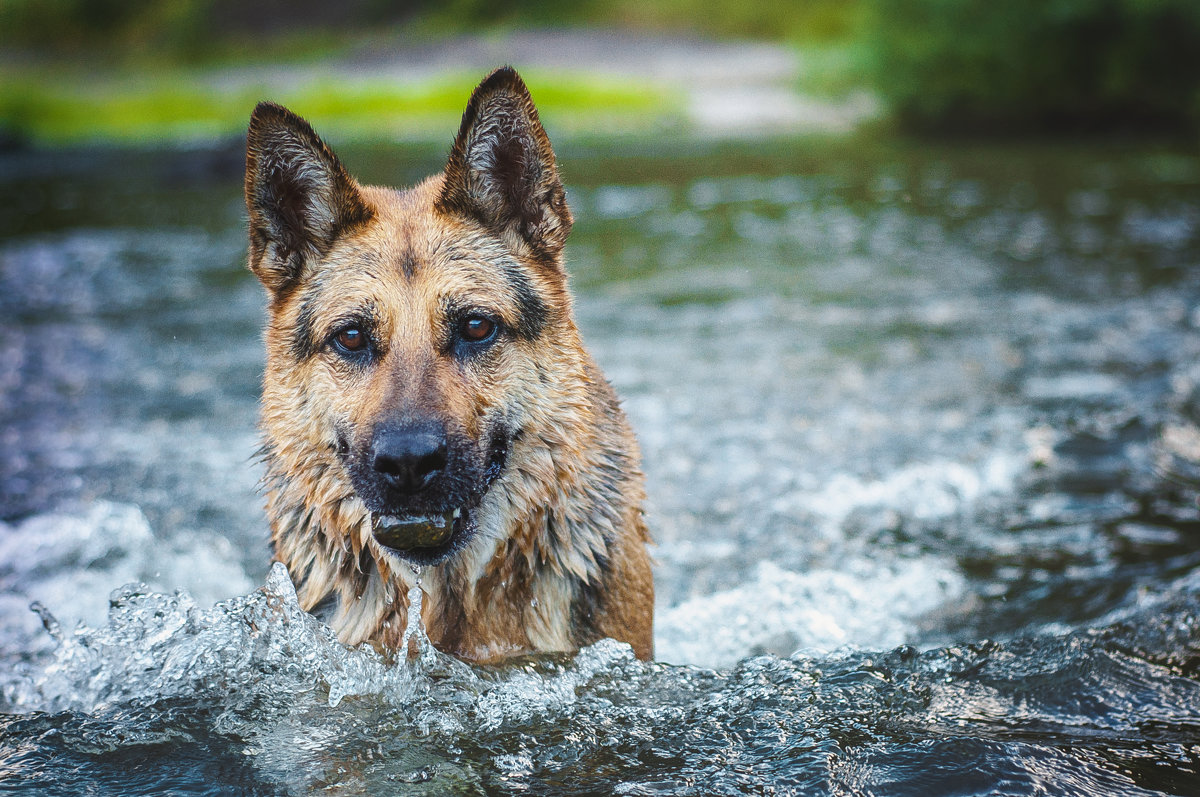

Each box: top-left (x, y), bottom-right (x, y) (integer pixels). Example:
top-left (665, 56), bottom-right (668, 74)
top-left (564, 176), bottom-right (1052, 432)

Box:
top-left (2, 136), bottom-right (1199, 794)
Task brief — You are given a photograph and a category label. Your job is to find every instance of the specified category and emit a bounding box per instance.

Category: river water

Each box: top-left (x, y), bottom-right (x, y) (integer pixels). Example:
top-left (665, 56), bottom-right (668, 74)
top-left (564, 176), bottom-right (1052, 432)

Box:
top-left (1, 136), bottom-right (1199, 794)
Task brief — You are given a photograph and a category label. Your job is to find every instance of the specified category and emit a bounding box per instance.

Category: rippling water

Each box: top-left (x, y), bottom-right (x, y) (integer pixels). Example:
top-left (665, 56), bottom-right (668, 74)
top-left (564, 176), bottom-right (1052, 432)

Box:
top-left (2, 137), bottom-right (1199, 794)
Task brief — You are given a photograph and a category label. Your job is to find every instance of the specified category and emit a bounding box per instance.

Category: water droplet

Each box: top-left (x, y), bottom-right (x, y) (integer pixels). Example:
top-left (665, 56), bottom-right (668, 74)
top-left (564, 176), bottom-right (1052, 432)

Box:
top-left (29, 602), bottom-right (62, 643)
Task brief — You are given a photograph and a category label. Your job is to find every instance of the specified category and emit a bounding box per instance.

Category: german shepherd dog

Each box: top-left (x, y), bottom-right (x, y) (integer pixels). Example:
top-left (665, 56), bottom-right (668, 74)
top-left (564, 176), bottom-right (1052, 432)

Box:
top-left (244, 68), bottom-right (653, 663)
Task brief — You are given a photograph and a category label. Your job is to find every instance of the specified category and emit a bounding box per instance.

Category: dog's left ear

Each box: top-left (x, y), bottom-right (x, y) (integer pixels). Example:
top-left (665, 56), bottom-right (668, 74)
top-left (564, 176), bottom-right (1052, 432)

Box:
top-left (439, 67), bottom-right (573, 262)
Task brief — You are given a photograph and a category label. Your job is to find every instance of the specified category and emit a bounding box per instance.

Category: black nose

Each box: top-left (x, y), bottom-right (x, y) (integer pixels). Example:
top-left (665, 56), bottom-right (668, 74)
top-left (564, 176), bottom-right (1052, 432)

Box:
top-left (370, 424), bottom-right (449, 495)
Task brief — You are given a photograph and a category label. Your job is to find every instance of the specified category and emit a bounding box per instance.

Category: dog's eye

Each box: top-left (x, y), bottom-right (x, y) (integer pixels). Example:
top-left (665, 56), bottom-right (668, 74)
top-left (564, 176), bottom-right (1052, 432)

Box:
top-left (459, 315), bottom-right (497, 343)
top-left (334, 326), bottom-right (367, 353)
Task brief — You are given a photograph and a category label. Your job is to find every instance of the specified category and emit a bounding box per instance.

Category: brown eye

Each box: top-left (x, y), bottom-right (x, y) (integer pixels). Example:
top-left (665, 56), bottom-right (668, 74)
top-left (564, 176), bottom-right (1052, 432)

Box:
top-left (335, 326), bottom-right (366, 352)
top-left (460, 315), bottom-right (497, 343)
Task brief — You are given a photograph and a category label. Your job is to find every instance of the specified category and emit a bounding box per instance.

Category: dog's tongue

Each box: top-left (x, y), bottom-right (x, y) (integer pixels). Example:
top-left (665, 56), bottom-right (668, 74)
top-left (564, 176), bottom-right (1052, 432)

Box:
top-left (372, 511), bottom-right (456, 551)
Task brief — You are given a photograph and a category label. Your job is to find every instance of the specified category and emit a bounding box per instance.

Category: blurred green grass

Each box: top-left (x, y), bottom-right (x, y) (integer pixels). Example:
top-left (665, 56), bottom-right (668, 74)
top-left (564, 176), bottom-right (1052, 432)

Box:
top-left (0, 67), bottom-right (680, 145)
top-left (0, 0), bottom-right (867, 145)
top-left (419, 0), bottom-right (860, 42)
top-left (0, 0), bottom-right (865, 146)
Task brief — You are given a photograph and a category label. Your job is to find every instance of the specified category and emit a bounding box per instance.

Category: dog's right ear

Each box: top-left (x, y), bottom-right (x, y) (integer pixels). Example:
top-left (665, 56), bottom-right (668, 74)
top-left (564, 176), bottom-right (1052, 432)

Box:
top-left (244, 102), bottom-right (372, 298)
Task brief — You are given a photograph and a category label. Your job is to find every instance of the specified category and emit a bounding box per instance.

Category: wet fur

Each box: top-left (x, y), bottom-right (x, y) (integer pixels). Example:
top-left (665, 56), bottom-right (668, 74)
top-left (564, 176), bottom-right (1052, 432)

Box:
top-left (245, 67), bottom-right (653, 662)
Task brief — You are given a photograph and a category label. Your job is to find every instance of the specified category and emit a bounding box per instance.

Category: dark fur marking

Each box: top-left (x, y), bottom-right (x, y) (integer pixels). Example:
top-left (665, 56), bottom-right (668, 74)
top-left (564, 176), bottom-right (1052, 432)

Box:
top-left (431, 576), bottom-right (468, 654)
top-left (291, 290), bottom-right (380, 363)
top-left (440, 240), bottom-right (550, 341)
top-left (291, 293), bottom-right (321, 361)
top-left (354, 546), bottom-right (374, 581)
top-left (500, 260), bottom-right (550, 341)
top-left (570, 570), bottom-right (608, 648)
top-left (482, 422), bottom-right (513, 490)
top-left (394, 244), bottom-right (419, 280)
top-left (308, 591), bottom-right (339, 624)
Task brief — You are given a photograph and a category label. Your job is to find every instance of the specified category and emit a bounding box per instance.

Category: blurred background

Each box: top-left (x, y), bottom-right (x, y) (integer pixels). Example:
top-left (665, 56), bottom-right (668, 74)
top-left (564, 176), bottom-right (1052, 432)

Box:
top-left (2, 0), bottom-right (1199, 144)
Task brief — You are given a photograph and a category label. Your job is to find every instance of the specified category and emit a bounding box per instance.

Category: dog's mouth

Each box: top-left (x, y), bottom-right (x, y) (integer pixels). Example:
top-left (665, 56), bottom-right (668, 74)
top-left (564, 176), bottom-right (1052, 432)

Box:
top-left (370, 507), bottom-right (466, 565)
top-left (372, 509), bottom-right (459, 549)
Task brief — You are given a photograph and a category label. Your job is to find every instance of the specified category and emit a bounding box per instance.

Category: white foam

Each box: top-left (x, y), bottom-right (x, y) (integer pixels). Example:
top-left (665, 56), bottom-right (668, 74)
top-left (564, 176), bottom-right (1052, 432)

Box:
top-left (649, 452), bottom-right (1024, 668)
top-left (655, 558), bottom-right (966, 669)
top-left (792, 452), bottom-right (1023, 528)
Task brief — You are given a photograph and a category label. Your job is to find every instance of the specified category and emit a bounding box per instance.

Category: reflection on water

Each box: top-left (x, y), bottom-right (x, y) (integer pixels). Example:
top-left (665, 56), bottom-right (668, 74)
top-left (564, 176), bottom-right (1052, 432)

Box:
top-left (1, 137), bottom-right (1199, 793)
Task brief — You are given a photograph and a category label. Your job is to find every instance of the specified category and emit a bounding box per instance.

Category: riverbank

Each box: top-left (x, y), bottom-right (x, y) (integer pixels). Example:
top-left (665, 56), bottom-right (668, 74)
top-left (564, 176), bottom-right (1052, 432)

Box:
top-left (0, 29), bottom-right (880, 146)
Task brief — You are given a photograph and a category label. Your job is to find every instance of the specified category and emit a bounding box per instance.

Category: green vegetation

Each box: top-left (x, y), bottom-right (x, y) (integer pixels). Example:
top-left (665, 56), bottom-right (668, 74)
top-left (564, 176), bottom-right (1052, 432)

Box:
top-left (0, 0), bottom-right (853, 146)
top-left (864, 0), bottom-right (1200, 134)
top-left (0, 0), bottom-right (862, 146)
top-left (1, 0), bottom-right (860, 57)
top-left (0, 66), bottom-right (678, 145)
top-left (2, 0), bottom-right (1197, 144)
top-left (420, 0), bottom-right (859, 42)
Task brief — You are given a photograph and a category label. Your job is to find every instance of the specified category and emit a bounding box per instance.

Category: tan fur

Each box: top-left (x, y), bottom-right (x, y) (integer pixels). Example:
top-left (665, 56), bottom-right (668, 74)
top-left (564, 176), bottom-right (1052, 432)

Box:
top-left (245, 68), bottom-right (653, 662)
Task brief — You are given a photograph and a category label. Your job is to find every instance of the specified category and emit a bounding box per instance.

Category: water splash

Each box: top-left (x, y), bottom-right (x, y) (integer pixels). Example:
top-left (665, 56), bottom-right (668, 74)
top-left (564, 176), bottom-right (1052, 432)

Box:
top-left (0, 502), bottom-right (255, 668)
top-left (399, 566), bottom-right (443, 673)
top-left (6, 563), bottom-right (388, 715)
top-left (1, 556), bottom-right (1199, 794)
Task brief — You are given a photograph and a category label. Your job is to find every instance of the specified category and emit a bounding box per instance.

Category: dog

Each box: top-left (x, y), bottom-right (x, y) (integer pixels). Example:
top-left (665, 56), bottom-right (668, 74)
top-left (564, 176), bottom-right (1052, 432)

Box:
top-left (243, 67), bottom-right (653, 663)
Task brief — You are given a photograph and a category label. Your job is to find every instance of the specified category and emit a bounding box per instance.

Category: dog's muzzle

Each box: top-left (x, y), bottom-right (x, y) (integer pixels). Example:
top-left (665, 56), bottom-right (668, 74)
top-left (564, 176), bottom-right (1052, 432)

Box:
top-left (344, 419), bottom-right (511, 566)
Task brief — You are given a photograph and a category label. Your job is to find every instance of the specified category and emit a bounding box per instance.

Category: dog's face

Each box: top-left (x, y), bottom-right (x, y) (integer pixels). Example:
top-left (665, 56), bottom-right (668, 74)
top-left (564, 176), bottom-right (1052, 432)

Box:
top-left (286, 207), bottom-right (550, 566)
top-left (245, 69), bottom-right (574, 566)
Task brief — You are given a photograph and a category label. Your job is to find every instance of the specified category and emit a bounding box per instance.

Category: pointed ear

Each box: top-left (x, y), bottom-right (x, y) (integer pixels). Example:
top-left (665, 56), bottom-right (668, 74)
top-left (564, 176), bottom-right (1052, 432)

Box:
top-left (438, 67), bottom-right (573, 261)
top-left (244, 102), bottom-right (372, 298)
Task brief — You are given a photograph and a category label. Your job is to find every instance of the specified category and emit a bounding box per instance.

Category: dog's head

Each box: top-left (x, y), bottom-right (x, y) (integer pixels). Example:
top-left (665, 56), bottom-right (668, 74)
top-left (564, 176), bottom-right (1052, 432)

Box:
top-left (245, 68), bottom-right (576, 567)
